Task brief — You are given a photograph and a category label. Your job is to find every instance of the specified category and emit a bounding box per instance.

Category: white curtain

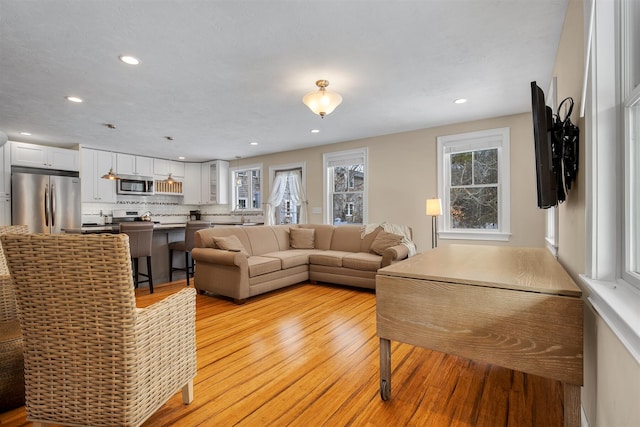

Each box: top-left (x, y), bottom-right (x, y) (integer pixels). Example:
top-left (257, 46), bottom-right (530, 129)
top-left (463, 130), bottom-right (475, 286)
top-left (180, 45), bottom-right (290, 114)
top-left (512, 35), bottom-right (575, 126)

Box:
top-left (265, 170), bottom-right (308, 225)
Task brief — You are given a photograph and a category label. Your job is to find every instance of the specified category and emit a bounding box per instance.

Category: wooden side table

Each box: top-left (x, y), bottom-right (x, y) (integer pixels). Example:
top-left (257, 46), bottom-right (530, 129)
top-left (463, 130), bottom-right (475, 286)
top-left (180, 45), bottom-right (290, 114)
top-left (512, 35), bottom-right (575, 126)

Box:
top-left (376, 245), bottom-right (583, 427)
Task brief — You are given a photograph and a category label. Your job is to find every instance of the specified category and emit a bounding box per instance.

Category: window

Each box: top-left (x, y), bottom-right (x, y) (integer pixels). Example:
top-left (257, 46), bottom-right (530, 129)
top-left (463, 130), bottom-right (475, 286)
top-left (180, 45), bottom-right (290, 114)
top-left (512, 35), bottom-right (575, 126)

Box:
top-left (582, 0), bottom-right (640, 361)
top-left (266, 163), bottom-right (308, 225)
top-left (437, 128), bottom-right (510, 241)
top-left (323, 148), bottom-right (367, 225)
top-left (231, 165), bottom-right (261, 211)
top-left (276, 168), bottom-right (301, 225)
top-left (624, 73), bottom-right (640, 286)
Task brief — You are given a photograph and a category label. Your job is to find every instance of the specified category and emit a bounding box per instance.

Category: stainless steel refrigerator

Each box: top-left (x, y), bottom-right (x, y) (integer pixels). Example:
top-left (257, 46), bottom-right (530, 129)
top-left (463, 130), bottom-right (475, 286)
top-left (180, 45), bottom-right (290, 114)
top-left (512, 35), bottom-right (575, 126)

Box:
top-left (12, 167), bottom-right (81, 233)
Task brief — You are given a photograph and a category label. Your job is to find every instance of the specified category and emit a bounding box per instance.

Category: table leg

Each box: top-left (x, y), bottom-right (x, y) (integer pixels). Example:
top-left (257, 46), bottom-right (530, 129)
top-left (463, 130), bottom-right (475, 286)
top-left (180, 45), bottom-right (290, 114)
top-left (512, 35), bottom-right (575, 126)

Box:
top-left (380, 337), bottom-right (391, 401)
top-left (564, 382), bottom-right (581, 427)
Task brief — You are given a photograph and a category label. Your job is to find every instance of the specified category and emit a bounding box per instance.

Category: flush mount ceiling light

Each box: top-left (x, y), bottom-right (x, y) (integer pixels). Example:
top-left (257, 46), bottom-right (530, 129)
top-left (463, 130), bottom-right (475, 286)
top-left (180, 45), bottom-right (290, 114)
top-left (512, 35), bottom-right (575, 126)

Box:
top-left (454, 98), bottom-right (468, 104)
top-left (302, 80), bottom-right (342, 118)
top-left (66, 96), bottom-right (83, 103)
top-left (101, 168), bottom-right (120, 180)
top-left (119, 55), bottom-right (140, 65)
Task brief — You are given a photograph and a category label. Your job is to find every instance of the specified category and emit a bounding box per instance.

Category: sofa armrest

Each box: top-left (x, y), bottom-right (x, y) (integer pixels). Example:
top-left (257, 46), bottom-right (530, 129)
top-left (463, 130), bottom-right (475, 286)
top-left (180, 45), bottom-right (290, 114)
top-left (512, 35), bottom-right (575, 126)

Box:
top-left (192, 247), bottom-right (248, 267)
top-left (380, 244), bottom-right (409, 267)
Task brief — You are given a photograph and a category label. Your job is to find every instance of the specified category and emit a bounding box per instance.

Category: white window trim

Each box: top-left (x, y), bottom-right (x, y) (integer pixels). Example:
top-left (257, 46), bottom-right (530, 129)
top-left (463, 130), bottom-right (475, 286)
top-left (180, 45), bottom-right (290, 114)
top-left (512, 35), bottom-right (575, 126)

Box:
top-left (437, 127), bottom-right (511, 242)
top-left (322, 148), bottom-right (368, 225)
top-left (581, 0), bottom-right (640, 364)
top-left (229, 162), bottom-right (263, 212)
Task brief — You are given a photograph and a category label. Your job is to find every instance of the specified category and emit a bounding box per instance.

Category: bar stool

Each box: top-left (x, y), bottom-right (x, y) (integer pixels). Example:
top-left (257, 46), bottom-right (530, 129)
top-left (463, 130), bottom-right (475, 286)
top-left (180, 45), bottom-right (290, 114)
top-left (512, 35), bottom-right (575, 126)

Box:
top-left (169, 221), bottom-right (211, 286)
top-left (119, 222), bottom-right (154, 293)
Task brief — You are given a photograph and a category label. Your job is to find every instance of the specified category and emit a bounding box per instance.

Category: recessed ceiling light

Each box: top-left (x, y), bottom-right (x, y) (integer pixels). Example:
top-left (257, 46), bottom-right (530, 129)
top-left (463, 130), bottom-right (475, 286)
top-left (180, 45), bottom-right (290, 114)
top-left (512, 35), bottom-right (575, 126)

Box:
top-left (311, 129), bottom-right (320, 133)
top-left (20, 132), bottom-right (32, 136)
top-left (66, 96), bottom-right (83, 103)
top-left (119, 55), bottom-right (140, 65)
top-left (249, 141), bottom-right (259, 146)
top-left (178, 156), bottom-right (185, 160)
top-left (454, 98), bottom-right (468, 104)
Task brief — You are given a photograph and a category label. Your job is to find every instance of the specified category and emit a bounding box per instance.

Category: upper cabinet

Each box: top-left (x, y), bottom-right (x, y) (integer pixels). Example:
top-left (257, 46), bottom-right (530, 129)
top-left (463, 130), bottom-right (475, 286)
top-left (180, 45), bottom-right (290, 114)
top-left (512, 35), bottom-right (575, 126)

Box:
top-left (183, 162), bottom-right (202, 205)
top-left (116, 153), bottom-right (153, 177)
top-left (201, 160), bottom-right (229, 204)
top-left (153, 158), bottom-right (185, 178)
top-left (81, 148), bottom-right (117, 203)
top-left (11, 141), bottom-right (79, 171)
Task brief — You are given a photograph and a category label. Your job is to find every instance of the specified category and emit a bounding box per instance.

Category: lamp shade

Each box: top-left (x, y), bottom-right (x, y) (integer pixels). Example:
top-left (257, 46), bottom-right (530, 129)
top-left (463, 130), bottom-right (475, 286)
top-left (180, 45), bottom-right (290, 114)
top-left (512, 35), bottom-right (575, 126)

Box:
top-left (426, 198), bottom-right (442, 216)
top-left (302, 80), bottom-right (342, 117)
top-left (101, 168), bottom-right (120, 180)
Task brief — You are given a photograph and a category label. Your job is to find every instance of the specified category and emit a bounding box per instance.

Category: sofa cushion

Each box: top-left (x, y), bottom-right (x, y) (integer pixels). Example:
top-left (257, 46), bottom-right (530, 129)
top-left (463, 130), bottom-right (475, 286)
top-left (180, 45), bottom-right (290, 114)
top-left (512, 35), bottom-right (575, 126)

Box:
top-left (213, 235), bottom-right (249, 257)
top-left (247, 256), bottom-right (282, 277)
top-left (242, 227), bottom-right (283, 255)
top-left (290, 228), bottom-right (315, 249)
top-left (308, 251), bottom-right (353, 267)
top-left (330, 226), bottom-right (364, 252)
top-left (342, 252), bottom-right (383, 271)
top-left (298, 224), bottom-right (334, 250)
top-left (262, 249), bottom-right (320, 269)
top-left (370, 230), bottom-right (404, 255)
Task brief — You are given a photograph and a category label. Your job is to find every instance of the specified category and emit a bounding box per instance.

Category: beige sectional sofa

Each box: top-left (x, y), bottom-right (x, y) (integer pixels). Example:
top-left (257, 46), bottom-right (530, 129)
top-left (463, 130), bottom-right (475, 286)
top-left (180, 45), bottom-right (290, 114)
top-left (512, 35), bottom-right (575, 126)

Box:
top-left (192, 224), bottom-right (412, 303)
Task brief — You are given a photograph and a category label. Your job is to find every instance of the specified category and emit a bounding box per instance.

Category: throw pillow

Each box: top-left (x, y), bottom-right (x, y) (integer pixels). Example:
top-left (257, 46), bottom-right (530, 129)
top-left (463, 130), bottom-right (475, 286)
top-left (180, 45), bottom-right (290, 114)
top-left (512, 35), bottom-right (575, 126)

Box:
top-left (213, 235), bottom-right (249, 257)
top-left (370, 230), bottom-right (403, 255)
top-left (290, 228), bottom-right (315, 249)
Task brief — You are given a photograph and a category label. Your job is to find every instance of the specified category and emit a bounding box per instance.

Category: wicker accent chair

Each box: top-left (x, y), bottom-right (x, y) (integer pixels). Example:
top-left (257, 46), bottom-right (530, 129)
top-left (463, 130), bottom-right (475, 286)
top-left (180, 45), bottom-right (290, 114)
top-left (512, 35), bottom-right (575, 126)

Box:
top-left (0, 224), bottom-right (29, 412)
top-left (1, 233), bottom-right (197, 427)
top-left (0, 225), bottom-right (30, 322)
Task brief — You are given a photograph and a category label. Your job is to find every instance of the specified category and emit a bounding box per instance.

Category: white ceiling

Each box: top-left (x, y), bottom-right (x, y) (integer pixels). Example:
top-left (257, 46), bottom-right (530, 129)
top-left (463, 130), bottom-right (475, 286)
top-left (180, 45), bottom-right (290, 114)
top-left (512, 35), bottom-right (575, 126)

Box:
top-left (0, 0), bottom-right (568, 162)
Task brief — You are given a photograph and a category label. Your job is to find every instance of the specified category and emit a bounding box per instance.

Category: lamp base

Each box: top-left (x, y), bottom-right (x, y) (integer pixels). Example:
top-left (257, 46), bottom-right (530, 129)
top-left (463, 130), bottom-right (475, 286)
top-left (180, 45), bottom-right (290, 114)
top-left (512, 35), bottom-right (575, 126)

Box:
top-left (431, 215), bottom-right (438, 249)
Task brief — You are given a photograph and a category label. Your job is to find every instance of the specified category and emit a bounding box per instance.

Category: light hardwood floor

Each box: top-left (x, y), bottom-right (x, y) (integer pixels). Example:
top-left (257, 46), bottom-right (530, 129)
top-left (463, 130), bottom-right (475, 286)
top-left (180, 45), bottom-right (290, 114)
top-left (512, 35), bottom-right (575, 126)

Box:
top-left (1, 281), bottom-right (564, 426)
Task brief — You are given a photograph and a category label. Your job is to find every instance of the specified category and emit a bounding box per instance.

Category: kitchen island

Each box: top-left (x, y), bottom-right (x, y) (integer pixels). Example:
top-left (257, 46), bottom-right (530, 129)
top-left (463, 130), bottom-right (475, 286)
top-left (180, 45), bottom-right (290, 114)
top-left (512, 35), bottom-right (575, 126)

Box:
top-left (65, 223), bottom-right (189, 286)
top-left (65, 221), bottom-right (263, 286)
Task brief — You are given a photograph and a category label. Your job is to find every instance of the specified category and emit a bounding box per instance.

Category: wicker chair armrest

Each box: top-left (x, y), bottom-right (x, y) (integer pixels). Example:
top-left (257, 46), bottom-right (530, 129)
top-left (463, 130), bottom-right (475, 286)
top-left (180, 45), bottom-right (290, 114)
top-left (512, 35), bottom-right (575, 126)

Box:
top-left (135, 287), bottom-right (197, 405)
top-left (380, 244), bottom-right (410, 267)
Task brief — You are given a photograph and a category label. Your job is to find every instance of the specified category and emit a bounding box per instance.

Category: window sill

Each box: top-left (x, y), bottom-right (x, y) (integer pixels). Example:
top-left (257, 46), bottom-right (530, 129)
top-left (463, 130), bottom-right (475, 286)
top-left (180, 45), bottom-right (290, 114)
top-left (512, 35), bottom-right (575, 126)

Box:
top-left (439, 230), bottom-right (511, 242)
top-left (580, 275), bottom-right (640, 364)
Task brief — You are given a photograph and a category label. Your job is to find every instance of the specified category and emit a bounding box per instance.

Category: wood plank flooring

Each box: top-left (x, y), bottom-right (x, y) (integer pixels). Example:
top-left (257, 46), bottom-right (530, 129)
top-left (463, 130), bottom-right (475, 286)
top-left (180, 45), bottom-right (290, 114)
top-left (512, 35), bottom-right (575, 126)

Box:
top-left (0, 281), bottom-right (564, 426)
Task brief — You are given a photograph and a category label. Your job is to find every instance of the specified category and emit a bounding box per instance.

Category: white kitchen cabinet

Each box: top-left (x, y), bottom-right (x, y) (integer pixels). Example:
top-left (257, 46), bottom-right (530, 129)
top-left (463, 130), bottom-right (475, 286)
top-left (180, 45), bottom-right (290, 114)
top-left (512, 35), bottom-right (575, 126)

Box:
top-left (0, 143), bottom-right (11, 197)
top-left (11, 141), bottom-right (79, 171)
top-left (201, 160), bottom-right (228, 204)
top-left (154, 158), bottom-right (185, 178)
top-left (81, 148), bottom-right (117, 203)
top-left (183, 162), bottom-right (202, 205)
top-left (116, 153), bottom-right (153, 176)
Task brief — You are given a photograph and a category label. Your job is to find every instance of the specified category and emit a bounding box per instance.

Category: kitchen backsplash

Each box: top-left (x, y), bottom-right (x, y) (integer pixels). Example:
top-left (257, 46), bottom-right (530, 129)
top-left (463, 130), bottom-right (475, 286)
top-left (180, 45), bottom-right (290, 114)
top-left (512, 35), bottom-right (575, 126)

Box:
top-left (82, 195), bottom-right (264, 225)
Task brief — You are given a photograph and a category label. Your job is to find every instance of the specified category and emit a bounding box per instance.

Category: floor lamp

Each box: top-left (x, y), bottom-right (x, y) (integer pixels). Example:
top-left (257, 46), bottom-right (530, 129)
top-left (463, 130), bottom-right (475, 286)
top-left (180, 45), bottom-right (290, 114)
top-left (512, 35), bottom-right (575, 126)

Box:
top-left (426, 198), bottom-right (442, 248)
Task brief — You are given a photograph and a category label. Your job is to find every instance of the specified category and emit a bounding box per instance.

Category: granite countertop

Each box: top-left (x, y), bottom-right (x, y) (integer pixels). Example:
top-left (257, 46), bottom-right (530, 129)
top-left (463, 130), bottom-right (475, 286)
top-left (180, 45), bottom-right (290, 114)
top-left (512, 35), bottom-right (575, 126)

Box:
top-left (66, 221), bottom-right (263, 234)
top-left (66, 222), bottom-right (188, 234)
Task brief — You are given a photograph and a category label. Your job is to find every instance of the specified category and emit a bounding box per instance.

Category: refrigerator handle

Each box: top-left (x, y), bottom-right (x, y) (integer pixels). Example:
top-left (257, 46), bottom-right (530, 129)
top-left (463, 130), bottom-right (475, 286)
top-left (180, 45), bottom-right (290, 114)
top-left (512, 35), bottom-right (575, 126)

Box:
top-left (44, 184), bottom-right (49, 226)
top-left (50, 183), bottom-right (55, 228)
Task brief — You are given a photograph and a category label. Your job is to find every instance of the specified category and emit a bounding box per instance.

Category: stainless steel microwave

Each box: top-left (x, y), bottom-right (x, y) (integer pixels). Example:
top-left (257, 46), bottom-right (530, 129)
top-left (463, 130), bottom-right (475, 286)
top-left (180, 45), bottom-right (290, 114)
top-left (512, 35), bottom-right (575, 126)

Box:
top-left (117, 175), bottom-right (154, 195)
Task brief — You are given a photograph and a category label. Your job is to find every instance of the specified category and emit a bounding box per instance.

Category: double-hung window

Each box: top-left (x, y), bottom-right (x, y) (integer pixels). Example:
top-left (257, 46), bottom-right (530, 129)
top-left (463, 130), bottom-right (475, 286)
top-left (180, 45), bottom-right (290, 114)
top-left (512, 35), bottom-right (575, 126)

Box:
top-left (437, 127), bottom-right (510, 241)
top-left (323, 148), bottom-right (367, 225)
top-left (231, 165), bottom-right (261, 211)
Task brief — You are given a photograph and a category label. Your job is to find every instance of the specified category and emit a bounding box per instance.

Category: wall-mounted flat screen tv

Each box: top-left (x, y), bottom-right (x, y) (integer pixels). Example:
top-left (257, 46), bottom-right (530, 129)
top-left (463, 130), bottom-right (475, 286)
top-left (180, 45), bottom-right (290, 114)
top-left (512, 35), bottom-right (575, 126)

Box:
top-left (531, 81), bottom-right (557, 209)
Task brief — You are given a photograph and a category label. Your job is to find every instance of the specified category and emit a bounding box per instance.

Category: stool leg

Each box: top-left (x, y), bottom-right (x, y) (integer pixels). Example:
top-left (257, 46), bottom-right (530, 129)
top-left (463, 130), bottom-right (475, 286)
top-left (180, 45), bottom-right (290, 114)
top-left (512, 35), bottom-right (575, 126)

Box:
top-left (132, 257), bottom-right (139, 288)
top-left (147, 256), bottom-right (153, 294)
top-left (169, 249), bottom-right (174, 282)
top-left (185, 252), bottom-right (190, 287)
